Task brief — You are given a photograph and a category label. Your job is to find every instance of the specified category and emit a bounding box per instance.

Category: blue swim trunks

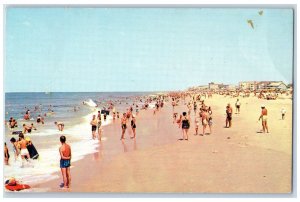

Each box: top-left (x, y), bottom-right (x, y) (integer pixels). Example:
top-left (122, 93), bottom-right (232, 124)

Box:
top-left (60, 159), bottom-right (71, 168)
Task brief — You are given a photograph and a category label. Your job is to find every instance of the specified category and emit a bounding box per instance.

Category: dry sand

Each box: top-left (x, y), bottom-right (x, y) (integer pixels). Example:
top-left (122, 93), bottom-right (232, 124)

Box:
top-left (32, 94), bottom-right (293, 193)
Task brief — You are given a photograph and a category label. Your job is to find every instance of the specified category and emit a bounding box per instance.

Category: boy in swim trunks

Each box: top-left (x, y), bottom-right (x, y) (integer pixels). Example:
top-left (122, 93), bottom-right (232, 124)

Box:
top-left (59, 135), bottom-right (71, 189)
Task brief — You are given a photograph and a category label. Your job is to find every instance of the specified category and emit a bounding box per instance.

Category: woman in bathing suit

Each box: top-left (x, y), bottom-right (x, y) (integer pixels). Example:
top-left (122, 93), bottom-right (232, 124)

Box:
top-left (181, 112), bottom-right (190, 140)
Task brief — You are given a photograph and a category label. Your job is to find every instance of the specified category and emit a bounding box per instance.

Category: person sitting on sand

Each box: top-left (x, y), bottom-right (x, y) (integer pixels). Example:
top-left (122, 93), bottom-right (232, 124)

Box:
top-left (90, 115), bottom-right (97, 140)
top-left (258, 105), bottom-right (269, 133)
top-left (120, 113), bottom-right (127, 140)
top-left (181, 112), bottom-right (190, 140)
top-left (22, 124), bottom-right (32, 134)
top-left (54, 122), bottom-right (65, 132)
top-left (59, 135), bottom-right (71, 189)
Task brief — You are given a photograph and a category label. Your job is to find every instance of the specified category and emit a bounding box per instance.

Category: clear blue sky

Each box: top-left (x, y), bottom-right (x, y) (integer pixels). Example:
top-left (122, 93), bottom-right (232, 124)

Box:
top-left (5, 8), bottom-right (294, 92)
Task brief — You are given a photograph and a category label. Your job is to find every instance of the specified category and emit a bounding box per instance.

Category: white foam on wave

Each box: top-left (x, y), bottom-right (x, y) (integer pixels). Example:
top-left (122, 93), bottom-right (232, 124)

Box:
top-left (4, 111), bottom-right (113, 188)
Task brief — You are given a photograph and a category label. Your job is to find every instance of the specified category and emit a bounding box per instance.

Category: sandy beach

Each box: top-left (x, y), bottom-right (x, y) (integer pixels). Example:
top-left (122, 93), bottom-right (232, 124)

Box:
top-left (28, 94), bottom-right (292, 193)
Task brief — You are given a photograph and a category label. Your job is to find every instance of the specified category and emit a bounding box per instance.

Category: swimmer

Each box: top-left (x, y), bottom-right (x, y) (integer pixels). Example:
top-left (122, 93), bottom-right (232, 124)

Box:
top-left (54, 122), bottom-right (65, 132)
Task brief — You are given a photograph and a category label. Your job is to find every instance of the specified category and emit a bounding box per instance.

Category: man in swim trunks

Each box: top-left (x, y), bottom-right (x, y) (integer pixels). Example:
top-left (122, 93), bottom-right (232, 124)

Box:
top-left (59, 135), bottom-right (71, 189)
top-left (120, 113), bottom-right (127, 140)
top-left (54, 122), bottom-right (65, 131)
top-left (22, 124), bottom-right (32, 134)
top-left (131, 115), bottom-right (137, 139)
top-left (258, 105), bottom-right (269, 133)
top-left (225, 104), bottom-right (233, 128)
top-left (90, 115), bottom-right (97, 140)
top-left (18, 133), bottom-right (31, 167)
top-left (235, 99), bottom-right (241, 114)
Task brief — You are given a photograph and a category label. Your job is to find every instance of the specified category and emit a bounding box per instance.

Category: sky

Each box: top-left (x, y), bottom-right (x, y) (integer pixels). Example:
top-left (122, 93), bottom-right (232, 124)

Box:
top-left (5, 7), bottom-right (294, 92)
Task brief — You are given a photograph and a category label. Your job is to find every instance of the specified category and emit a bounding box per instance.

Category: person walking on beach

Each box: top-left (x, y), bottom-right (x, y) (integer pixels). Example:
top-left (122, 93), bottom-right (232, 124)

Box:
top-left (97, 111), bottom-right (102, 141)
top-left (225, 104), bottom-right (233, 128)
top-left (54, 122), bottom-right (65, 131)
top-left (181, 112), bottom-right (190, 140)
top-left (90, 115), bottom-right (97, 140)
top-left (59, 135), bottom-right (71, 189)
top-left (258, 105), bottom-right (269, 133)
top-left (235, 99), bottom-right (241, 114)
top-left (177, 114), bottom-right (183, 128)
top-left (120, 113), bottom-right (127, 140)
top-left (194, 117), bottom-right (200, 135)
top-left (201, 109), bottom-right (209, 135)
top-left (131, 115), bottom-right (137, 139)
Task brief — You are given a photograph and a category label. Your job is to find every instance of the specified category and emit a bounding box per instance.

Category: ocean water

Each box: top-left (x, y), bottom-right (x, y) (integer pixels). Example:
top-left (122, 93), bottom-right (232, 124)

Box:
top-left (4, 92), bottom-right (153, 187)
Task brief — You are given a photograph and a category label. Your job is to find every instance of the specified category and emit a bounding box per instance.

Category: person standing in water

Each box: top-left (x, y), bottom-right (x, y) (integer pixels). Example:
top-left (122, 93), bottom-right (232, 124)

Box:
top-left (90, 115), bottom-right (97, 140)
top-left (59, 135), bottom-right (71, 189)
top-left (54, 122), bottom-right (65, 131)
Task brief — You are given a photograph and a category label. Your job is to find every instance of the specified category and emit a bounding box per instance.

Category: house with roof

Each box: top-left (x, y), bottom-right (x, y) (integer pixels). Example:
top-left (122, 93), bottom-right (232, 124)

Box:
top-left (266, 81), bottom-right (287, 90)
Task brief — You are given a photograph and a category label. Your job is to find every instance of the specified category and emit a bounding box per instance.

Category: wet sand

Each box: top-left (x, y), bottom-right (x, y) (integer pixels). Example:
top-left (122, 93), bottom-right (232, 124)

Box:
top-left (32, 94), bottom-right (292, 193)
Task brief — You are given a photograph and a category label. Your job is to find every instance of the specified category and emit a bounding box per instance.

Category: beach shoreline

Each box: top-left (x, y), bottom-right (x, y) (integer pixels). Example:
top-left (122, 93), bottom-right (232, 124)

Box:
top-left (25, 94), bottom-right (292, 193)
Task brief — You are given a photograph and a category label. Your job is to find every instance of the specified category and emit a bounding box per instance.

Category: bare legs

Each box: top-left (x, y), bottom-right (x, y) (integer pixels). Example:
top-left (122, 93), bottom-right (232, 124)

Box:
top-left (262, 121), bottom-right (269, 133)
top-left (182, 129), bottom-right (189, 140)
top-left (61, 167), bottom-right (71, 188)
